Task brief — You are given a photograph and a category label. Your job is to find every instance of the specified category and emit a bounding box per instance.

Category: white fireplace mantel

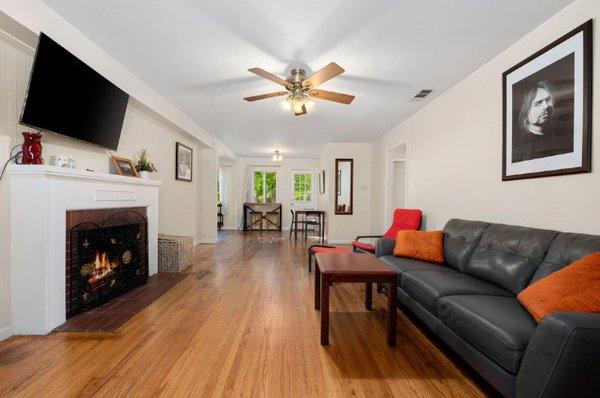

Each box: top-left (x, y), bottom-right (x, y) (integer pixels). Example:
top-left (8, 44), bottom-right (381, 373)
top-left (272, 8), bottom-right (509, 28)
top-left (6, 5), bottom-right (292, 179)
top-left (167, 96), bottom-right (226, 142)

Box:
top-left (6, 164), bottom-right (161, 335)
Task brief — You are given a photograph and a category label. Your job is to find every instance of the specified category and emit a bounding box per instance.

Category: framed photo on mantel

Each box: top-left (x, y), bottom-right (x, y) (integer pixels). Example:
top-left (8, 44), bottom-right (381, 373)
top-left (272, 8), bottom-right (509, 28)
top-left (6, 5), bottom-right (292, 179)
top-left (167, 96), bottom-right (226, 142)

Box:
top-left (502, 20), bottom-right (592, 181)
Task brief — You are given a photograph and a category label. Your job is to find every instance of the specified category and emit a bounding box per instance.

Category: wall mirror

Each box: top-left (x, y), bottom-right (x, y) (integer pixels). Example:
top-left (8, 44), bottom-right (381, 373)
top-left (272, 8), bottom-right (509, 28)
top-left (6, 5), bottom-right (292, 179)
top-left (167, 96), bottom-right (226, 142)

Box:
top-left (335, 159), bottom-right (353, 215)
top-left (319, 170), bottom-right (325, 194)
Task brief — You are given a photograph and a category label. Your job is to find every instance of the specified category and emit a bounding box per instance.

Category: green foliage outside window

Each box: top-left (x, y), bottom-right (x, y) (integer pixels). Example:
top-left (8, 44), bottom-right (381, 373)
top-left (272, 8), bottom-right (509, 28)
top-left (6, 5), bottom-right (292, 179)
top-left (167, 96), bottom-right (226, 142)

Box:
top-left (265, 172), bottom-right (276, 203)
top-left (294, 173), bottom-right (312, 201)
top-left (254, 171), bottom-right (277, 203)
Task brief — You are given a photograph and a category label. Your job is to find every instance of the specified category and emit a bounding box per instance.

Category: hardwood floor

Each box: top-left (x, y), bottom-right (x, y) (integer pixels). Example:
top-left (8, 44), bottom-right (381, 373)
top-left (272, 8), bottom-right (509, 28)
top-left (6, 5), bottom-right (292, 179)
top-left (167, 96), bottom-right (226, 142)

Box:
top-left (0, 231), bottom-right (491, 397)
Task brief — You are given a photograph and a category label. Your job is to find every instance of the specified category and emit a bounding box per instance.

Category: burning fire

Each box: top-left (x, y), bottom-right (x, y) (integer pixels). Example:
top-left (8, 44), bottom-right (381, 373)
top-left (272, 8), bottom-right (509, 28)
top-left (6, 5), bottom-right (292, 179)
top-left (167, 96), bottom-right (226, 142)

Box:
top-left (88, 251), bottom-right (118, 284)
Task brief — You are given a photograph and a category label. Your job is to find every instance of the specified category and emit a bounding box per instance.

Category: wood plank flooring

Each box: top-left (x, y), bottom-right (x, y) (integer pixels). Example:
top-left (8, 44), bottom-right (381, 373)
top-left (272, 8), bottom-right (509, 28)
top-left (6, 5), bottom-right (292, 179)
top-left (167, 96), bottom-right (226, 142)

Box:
top-left (0, 231), bottom-right (491, 397)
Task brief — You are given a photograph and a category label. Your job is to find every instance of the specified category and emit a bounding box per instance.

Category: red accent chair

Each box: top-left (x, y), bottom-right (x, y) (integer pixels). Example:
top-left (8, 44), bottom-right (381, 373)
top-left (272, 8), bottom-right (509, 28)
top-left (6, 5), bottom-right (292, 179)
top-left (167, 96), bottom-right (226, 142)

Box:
top-left (352, 208), bottom-right (422, 254)
top-left (307, 245), bottom-right (352, 272)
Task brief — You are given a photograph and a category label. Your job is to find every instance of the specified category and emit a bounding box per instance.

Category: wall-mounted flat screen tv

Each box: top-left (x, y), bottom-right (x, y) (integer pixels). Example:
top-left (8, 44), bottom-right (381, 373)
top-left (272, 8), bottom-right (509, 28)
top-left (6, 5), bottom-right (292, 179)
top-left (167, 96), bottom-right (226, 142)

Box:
top-left (20, 33), bottom-right (129, 150)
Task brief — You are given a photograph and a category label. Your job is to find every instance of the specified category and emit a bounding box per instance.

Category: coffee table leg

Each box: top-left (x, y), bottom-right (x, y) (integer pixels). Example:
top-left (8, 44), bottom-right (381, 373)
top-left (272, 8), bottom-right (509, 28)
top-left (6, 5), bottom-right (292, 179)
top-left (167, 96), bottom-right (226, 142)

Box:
top-left (365, 282), bottom-right (372, 310)
top-left (314, 265), bottom-right (321, 310)
top-left (387, 277), bottom-right (398, 346)
top-left (321, 275), bottom-right (330, 346)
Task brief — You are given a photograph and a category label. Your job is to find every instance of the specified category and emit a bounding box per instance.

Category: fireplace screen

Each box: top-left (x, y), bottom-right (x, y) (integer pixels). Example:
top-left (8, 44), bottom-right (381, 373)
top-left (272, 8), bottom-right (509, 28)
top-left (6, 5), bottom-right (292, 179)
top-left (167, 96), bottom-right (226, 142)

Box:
top-left (68, 211), bottom-right (148, 318)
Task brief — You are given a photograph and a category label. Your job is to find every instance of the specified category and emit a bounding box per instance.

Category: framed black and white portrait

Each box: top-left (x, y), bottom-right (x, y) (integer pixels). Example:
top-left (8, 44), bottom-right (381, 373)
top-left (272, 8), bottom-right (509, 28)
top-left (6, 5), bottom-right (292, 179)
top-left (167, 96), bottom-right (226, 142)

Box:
top-left (176, 142), bottom-right (193, 182)
top-left (502, 20), bottom-right (592, 181)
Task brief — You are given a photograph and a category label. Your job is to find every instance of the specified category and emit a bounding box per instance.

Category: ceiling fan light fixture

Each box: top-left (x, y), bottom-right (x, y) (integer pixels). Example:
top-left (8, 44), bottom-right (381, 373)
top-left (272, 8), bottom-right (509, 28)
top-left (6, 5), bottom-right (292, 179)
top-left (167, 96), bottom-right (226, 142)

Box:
top-left (272, 150), bottom-right (283, 162)
top-left (245, 62), bottom-right (353, 116)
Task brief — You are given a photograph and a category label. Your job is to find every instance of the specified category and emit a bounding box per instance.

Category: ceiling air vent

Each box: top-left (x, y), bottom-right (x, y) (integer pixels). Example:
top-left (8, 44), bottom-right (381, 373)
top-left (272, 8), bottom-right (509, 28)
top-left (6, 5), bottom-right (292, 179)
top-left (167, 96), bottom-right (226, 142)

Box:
top-left (411, 89), bottom-right (433, 102)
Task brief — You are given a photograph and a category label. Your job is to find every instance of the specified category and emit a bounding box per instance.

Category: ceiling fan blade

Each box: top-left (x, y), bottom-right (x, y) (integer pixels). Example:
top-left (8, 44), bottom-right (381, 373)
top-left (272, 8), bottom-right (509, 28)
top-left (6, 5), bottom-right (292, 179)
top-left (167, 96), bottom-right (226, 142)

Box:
top-left (294, 105), bottom-right (307, 116)
top-left (247, 67), bottom-right (291, 87)
top-left (244, 91), bottom-right (288, 101)
top-left (309, 89), bottom-right (355, 104)
top-left (302, 62), bottom-right (345, 89)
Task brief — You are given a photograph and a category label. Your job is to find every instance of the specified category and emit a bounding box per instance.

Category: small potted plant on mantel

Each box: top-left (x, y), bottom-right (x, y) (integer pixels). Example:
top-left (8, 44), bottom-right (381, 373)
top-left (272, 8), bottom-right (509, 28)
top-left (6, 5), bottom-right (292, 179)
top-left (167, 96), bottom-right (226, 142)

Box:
top-left (135, 149), bottom-right (157, 180)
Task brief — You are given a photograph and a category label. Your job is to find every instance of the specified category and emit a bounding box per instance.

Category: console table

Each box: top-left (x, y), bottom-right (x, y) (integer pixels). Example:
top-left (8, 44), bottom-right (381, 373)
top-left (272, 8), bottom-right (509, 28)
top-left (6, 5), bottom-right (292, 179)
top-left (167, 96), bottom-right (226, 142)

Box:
top-left (243, 202), bottom-right (282, 231)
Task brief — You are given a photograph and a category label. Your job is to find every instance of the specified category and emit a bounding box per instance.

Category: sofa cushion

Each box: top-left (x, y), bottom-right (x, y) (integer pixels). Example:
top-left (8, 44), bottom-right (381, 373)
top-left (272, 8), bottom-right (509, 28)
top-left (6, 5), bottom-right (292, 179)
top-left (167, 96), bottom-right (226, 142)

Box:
top-left (438, 295), bottom-right (536, 374)
top-left (464, 224), bottom-right (558, 294)
top-left (442, 219), bottom-right (490, 271)
top-left (401, 270), bottom-right (512, 315)
top-left (393, 230), bottom-right (445, 264)
top-left (530, 232), bottom-right (600, 283)
top-left (518, 252), bottom-right (600, 323)
top-left (379, 255), bottom-right (455, 275)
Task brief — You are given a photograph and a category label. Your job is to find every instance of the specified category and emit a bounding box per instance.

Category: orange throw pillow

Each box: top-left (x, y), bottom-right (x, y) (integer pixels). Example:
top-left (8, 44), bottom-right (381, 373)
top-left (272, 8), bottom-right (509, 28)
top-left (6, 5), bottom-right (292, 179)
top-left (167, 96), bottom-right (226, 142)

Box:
top-left (393, 230), bottom-right (444, 264)
top-left (517, 252), bottom-right (600, 323)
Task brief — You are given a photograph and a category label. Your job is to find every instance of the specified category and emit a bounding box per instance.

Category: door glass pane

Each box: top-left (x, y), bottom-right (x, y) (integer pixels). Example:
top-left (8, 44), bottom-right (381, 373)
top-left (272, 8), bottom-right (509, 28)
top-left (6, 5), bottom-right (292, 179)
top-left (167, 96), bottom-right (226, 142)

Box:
top-left (294, 173), bottom-right (312, 201)
top-left (253, 171), bottom-right (264, 203)
top-left (265, 172), bottom-right (277, 203)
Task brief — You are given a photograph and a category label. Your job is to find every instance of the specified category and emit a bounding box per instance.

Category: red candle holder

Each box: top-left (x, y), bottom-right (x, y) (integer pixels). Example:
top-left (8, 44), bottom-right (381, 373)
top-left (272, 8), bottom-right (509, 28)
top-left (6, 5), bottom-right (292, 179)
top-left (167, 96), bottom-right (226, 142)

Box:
top-left (21, 132), bottom-right (44, 165)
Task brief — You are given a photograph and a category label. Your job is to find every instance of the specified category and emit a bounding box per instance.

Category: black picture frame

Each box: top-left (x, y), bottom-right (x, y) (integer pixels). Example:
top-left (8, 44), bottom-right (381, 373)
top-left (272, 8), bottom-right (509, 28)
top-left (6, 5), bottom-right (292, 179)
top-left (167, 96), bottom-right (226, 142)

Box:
top-left (502, 19), bottom-right (593, 181)
top-left (176, 142), bottom-right (193, 182)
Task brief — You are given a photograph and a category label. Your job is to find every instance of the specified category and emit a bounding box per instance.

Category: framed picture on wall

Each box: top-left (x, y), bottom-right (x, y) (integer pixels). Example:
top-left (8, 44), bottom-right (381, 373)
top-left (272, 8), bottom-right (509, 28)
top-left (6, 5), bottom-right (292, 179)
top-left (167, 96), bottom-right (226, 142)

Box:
top-left (176, 142), bottom-right (193, 182)
top-left (502, 20), bottom-right (592, 181)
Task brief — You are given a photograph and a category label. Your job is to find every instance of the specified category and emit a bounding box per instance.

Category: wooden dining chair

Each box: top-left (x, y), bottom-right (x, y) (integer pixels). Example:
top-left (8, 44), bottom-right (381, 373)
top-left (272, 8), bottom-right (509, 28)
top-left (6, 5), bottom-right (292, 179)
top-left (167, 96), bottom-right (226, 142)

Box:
top-left (289, 209), bottom-right (307, 238)
top-left (302, 212), bottom-right (321, 240)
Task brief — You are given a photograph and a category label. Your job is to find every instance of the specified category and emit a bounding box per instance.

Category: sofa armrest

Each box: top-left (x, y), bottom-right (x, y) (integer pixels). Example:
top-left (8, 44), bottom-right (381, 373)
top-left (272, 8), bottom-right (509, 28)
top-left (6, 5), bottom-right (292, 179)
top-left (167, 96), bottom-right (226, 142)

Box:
top-left (517, 312), bottom-right (600, 398)
top-left (375, 238), bottom-right (395, 258)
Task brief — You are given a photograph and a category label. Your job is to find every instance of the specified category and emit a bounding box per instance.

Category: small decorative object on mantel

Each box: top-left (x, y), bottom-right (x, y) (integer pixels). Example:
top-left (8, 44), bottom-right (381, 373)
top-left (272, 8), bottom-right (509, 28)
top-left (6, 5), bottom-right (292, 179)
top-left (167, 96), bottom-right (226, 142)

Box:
top-left (502, 20), bottom-right (592, 181)
top-left (111, 155), bottom-right (138, 177)
top-left (135, 149), bottom-right (157, 180)
top-left (176, 142), bottom-right (193, 182)
top-left (50, 154), bottom-right (76, 168)
top-left (21, 131), bottom-right (44, 164)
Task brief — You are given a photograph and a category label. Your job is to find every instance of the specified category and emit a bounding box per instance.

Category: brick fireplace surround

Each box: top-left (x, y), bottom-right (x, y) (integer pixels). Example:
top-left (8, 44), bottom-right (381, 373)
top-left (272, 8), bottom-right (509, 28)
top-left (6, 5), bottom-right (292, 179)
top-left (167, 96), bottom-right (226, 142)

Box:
top-left (66, 207), bottom-right (148, 318)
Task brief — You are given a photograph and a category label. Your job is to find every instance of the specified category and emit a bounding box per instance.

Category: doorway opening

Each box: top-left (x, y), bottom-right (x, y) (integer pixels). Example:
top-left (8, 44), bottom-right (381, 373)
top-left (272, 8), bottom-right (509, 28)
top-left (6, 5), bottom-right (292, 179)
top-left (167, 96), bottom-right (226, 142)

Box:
top-left (385, 144), bottom-right (407, 229)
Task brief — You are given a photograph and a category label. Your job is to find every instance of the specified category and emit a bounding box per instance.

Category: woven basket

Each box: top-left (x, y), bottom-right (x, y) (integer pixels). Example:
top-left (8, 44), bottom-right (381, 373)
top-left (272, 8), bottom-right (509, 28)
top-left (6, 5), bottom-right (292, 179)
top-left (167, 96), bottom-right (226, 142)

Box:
top-left (158, 234), bottom-right (193, 272)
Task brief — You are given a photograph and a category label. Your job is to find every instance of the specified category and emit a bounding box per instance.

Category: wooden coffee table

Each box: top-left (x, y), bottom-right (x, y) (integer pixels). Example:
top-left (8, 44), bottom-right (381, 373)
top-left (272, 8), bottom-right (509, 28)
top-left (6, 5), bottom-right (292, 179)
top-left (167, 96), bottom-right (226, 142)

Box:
top-left (314, 252), bottom-right (398, 346)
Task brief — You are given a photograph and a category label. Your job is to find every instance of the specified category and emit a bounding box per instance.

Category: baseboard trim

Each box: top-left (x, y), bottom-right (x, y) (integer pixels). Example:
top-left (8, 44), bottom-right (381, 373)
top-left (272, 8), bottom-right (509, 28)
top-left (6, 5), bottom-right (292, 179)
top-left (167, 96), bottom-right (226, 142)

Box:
top-left (0, 325), bottom-right (13, 341)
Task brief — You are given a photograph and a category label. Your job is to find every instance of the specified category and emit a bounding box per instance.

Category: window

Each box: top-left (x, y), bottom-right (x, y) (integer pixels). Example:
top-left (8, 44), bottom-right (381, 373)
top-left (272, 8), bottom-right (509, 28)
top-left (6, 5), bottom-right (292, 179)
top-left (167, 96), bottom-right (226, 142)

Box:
top-left (291, 170), bottom-right (315, 205)
top-left (253, 170), bottom-right (277, 203)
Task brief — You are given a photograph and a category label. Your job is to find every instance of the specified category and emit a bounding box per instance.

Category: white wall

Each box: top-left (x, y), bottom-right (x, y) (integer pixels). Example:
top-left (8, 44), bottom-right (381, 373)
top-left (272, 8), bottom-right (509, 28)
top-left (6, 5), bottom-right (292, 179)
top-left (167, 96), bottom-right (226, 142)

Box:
top-left (229, 157), bottom-right (319, 231)
top-left (371, 0), bottom-right (600, 235)
top-left (197, 148), bottom-right (218, 243)
top-left (318, 143), bottom-right (372, 243)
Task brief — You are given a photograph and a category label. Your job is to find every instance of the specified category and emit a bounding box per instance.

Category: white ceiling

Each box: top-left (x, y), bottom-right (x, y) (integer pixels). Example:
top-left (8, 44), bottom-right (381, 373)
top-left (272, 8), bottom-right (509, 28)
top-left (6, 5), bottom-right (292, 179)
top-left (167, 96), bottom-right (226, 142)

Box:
top-left (41, 0), bottom-right (573, 158)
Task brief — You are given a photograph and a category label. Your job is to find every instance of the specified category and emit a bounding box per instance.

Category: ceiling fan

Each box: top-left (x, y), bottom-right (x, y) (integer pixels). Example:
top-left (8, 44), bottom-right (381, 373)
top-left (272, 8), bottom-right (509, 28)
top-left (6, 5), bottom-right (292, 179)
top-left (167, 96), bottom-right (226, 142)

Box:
top-left (243, 62), bottom-right (355, 116)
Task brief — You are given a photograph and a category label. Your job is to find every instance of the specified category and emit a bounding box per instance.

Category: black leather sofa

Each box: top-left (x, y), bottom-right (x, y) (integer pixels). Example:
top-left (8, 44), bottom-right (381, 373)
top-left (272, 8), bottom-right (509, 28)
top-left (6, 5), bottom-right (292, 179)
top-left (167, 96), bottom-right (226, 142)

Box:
top-left (376, 219), bottom-right (600, 398)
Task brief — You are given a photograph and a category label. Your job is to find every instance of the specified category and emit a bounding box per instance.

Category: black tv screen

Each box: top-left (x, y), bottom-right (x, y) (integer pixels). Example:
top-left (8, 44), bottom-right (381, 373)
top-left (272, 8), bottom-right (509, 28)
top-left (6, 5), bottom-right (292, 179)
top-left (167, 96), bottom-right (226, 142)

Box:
top-left (20, 33), bottom-right (129, 150)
